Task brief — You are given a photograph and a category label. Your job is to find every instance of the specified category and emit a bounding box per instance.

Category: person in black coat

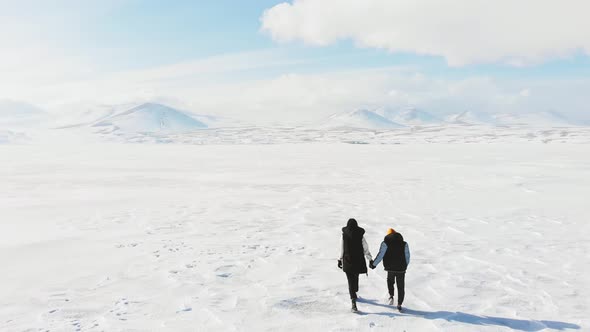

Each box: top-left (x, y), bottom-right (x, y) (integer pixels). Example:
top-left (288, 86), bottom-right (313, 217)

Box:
top-left (338, 218), bottom-right (373, 312)
top-left (370, 228), bottom-right (411, 311)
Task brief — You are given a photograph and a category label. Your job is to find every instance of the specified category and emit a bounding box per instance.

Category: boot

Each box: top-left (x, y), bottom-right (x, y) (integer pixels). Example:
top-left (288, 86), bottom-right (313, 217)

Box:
top-left (351, 299), bottom-right (358, 312)
top-left (388, 296), bottom-right (394, 305)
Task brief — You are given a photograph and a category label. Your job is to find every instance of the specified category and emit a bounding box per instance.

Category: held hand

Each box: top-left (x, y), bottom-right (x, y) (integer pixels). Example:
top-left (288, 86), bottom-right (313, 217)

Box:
top-left (337, 259), bottom-right (343, 269)
top-left (369, 260), bottom-right (376, 269)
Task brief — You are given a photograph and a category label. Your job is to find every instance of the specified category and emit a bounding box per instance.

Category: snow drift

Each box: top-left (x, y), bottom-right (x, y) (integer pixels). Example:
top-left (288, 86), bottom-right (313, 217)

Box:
top-left (1, 144), bottom-right (587, 330)
top-left (0, 130), bottom-right (29, 144)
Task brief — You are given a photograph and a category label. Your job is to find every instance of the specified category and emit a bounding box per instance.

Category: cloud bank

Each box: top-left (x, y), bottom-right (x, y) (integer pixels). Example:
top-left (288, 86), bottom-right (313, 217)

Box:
top-left (261, 0), bottom-right (590, 66)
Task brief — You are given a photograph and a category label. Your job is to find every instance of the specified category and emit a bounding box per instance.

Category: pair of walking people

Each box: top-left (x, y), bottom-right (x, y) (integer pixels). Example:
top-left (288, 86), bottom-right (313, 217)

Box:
top-left (338, 218), bottom-right (410, 312)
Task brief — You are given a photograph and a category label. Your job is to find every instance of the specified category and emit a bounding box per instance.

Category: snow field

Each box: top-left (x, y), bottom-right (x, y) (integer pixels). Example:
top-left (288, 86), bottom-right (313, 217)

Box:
top-left (0, 143), bottom-right (588, 331)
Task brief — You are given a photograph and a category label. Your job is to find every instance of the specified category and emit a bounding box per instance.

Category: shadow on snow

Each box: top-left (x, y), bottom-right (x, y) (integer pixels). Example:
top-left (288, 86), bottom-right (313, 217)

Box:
top-left (356, 298), bottom-right (580, 331)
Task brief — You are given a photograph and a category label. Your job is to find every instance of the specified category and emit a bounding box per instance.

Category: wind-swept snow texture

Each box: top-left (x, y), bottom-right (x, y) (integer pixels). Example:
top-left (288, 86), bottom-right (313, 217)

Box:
top-left (1, 143), bottom-right (587, 331)
top-left (0, 130), bottom-right (29, 144)
top-left (93, 103), bottom-right (207, 133)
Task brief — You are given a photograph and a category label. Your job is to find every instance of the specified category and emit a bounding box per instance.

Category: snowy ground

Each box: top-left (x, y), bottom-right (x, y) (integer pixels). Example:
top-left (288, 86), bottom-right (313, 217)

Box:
top-left (86, 125), bottom-right (590, 145)
top-left (1, 142), bottom-right (589, 331)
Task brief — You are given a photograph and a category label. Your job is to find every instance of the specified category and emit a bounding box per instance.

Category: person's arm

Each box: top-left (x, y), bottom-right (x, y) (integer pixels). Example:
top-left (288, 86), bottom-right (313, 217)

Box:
top-left (405, 243), bottom-right (411, 266)
top-left (372, 241), bottom-right (388, 266)
top-left (362, 236), bottom-right (372, 261)
top-left (337, 236), bottom-right (344, 269)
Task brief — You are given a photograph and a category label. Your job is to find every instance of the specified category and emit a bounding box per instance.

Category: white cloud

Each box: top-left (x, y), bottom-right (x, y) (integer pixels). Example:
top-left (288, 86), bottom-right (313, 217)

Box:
top-left (0, 48), bottom-right (307, 107)
top-left (5, 59), bottom-right (590, 125)
top-left (173, 69), bottom-right (590, 124)
top-left (1, 0), bottom-right (588, 124)
top-left (0, 0), bottom-right (130, 100)
top-left (261, 0), bottom-right (590, 66)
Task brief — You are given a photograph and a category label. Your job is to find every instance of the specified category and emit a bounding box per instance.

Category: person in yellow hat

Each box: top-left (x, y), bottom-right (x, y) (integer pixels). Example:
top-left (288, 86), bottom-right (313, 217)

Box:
top-left (370, 228), bottom-right (410, 311)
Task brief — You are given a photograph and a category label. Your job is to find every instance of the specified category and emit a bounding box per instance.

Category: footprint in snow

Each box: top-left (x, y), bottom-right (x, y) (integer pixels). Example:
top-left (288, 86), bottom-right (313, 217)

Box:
top-left (215, 265), bottom-right (235, 278)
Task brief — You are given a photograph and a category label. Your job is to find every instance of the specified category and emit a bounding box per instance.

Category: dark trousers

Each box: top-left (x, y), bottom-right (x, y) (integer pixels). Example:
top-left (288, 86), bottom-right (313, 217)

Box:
top-left (345, 272), bottom-right (359, 300)
top-left (387, 271), bottom-right (405, 305)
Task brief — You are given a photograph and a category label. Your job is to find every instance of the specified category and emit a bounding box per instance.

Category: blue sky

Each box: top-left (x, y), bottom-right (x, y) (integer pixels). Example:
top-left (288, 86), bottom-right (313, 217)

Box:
top-left (10, 0), bottom-right (587, 78)
top-left (1, 0), bottom-right (589, 123)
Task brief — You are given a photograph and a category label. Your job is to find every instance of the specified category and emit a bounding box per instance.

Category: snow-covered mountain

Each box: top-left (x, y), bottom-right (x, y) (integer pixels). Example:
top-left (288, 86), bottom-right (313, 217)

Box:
top-left (376, 108), bottom-right (442, 126)
top-left (187, 113), bottom-right (246, 128)
top-left (445, 111), bottom-right (498, 126)
top-left (494, 111), bottom-right (574, 127)
top-left (0, 100), bottom-right (51, 129)
top-left (53, 104), bottom-right (124, 129)
top-left (93, 103), bottom-right (207, 133)
top-left (321, 109), bottom-right (405, 129)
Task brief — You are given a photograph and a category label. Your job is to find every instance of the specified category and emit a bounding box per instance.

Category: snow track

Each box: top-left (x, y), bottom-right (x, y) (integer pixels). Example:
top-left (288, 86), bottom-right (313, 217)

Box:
top-left (0, 143), bottom-right (587, 331)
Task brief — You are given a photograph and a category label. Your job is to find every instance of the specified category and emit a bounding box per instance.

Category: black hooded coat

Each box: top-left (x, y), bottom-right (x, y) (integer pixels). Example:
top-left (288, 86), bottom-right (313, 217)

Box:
top-left (341, 219), bottom-right (368, 274)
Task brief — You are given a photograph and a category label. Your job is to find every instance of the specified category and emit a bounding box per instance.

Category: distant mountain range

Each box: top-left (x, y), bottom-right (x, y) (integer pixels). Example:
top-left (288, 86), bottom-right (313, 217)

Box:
top-left (0, 100), bottom-right (51, 128)
top-left (444, 110), bottom-right (498, 125)
top-left (0, 100), bottom-right (586, 135)
top-left (375, 108), bottom-right (442, 125)
top-left (320, 109), bottom-right (405, 129)
top-left (493, 111), bottom-right (573, 127)
top-left (56, 102), bottom-right (245, 134)
top-left (93, 103), bottom-right (207, 133)
top-left (322, 108), bottom-right (581, 129)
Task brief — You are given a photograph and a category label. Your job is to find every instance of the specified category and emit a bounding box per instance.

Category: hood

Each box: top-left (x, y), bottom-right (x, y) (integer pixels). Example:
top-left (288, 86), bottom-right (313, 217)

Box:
top-left (342, 218), bottom-right (364, 237)
top-left (385, 231), bottom-right (404, 242)
top-left (346, 218), bottom-right (358, 228)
